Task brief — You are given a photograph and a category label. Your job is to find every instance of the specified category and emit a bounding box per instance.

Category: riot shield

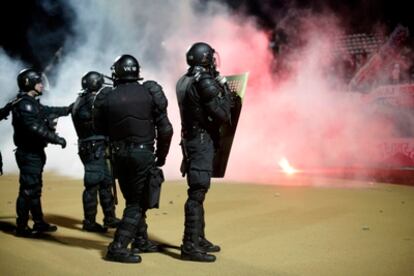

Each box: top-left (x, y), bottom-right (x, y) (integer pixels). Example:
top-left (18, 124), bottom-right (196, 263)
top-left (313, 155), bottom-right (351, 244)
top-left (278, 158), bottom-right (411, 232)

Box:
top-left (212, 72), bottom-right (249, 177)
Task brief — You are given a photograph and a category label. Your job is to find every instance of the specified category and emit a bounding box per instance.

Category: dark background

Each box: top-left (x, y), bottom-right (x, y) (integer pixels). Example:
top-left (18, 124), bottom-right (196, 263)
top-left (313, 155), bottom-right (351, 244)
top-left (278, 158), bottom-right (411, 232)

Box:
top-left (0, 0), bottom-right (412, 70)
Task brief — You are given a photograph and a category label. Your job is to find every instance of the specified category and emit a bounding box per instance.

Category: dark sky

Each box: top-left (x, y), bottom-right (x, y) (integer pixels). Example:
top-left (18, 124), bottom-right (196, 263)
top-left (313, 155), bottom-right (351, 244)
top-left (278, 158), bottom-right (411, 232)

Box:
top-left (0, 0), bottom-right (412, 69)
top-left (0, 0), bottom-right (75, 70)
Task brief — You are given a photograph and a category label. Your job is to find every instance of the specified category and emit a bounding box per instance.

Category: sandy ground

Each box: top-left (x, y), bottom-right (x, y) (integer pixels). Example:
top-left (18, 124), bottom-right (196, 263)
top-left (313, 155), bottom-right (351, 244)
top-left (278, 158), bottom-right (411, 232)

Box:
top-left (0, 173), bottom-right (413, 276)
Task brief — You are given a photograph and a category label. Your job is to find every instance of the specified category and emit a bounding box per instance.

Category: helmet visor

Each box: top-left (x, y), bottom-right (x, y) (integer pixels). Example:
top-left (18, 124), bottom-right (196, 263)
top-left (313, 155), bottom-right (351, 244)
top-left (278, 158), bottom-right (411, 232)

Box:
top-left (40, 73), bottom-right (50, 92)
top-left (213, 52), bottom-right (221, 70)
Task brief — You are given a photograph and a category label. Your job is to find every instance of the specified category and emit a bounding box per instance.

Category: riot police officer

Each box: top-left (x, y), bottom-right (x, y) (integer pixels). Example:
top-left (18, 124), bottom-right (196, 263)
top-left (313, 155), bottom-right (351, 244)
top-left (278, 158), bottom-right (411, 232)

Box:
top-left (71, 71), bottom-right (120, 232)
top-left (11, 68), bottom-right (71, 237)
top-left (93, 55), bottom-right (173, 263)
top-left (176, 42), bottom-right (232, 262)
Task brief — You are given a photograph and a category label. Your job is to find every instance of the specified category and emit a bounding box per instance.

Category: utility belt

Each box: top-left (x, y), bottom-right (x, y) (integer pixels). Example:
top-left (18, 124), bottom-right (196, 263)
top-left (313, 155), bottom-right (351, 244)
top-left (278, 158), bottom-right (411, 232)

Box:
top-left (182, 125), bottom-right (207, 140)
top-left (78, 136), bottom-right (106, 158)
top-left (110, 140), bottom-right (154, 154)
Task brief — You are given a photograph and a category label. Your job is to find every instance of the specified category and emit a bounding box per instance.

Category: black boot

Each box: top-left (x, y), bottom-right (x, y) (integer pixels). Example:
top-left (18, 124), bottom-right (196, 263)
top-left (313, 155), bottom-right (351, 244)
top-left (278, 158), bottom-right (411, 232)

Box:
top-left (33, 221), bottom-right (57, 233)
top-left (106, 244), bottom-right (141, 263)
top-left (181, 242), bottom-right (216, 262)
top-left (103, 216), bottom-right (121, 228)
top-left (106, 204), bottom-right (142, 263)
top-left (181, 195), bottom-right (214, 262)
top-left (199, 236), bottom-right (221, 252)
top-left (106, 238), bottom-right (141, 263)
top-left (130, 213), bottom-right (160, 253)
top-left (30, 197), bottom-right (56, 233)
top-left (16, 195), bottom-right (31, 237)
top-left (83, 220), bottom-right (108, 233)
top-left (100, 184), bottom-right (120, 228)
top-left (15, 225), bottom-right (33, 237)
top-left (131, 237), bottom-right (161, 253)
top-left (199, 204), bottom-right (220, 252)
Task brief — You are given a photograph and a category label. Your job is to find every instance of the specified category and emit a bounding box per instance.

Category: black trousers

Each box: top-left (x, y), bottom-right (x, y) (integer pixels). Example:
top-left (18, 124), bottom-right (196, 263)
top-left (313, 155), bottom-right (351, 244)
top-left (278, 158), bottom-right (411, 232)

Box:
top-left (182, 132), bottom-right (214, 244)
top-left (78, 141), bottom-right (116, 223)
top-left (14, 148), bottom-right (46, 228)
top-left (110, 145), bottom-right (155, 248)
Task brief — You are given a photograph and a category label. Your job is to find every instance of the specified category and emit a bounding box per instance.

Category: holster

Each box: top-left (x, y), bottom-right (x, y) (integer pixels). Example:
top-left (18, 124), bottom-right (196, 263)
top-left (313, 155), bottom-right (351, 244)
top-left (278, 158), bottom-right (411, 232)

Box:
top-left (145, 167), bottom-right (164, 209)
top-left (78, 136), bottom-right (106, 161)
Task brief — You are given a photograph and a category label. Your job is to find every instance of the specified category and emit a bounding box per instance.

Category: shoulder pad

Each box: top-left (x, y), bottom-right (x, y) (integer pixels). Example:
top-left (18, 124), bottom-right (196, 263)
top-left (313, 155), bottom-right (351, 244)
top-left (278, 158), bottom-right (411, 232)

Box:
top-left (17, 98), bottom-right (38, 113)
top-left (95, 86), bottom-right (111, 100)
top-left (93, 87), bottom-right (112, 108)
top-left (97, 86), bottom-right (112, 95)
top-left (143, 80), bottom-right (168, 111)
top-left (143, 80), bottom-right (162, 93)
top-left (196, 75), bottom-right (221, 101)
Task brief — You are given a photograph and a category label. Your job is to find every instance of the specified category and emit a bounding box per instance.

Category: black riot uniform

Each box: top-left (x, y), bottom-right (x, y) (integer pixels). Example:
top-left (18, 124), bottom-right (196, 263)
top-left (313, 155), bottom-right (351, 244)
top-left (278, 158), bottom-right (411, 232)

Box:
top-left (176, 42), bottom-right (232, 262)
top-left (11, 68), bottom-right (71, 237)
top-left (93, 55), bottom-right (173, 263)
top-left (71, 71), bottom-right (120, 233)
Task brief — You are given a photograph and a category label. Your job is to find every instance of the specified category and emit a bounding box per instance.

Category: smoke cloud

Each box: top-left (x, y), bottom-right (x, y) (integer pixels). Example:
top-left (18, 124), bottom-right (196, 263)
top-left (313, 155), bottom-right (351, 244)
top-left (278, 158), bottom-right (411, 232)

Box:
top-left (1, 1), bottom-right (412, 185)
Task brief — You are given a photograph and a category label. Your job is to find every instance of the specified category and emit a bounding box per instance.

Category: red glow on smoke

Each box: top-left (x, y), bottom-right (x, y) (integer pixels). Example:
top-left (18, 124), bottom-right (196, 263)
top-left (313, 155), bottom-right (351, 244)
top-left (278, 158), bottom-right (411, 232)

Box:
top-left (197, 15), bottom-right (405, 185)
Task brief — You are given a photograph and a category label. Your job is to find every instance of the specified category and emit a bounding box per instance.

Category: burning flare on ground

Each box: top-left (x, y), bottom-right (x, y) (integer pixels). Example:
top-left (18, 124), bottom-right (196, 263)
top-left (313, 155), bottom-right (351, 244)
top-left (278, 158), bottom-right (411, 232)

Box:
top-left (278, 157), bottom-right (299, 175)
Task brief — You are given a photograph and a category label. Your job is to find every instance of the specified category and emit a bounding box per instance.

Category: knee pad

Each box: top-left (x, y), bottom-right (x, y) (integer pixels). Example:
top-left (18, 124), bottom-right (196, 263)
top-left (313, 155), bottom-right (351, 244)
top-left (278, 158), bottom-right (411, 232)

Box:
top-left (84, 163), bottom-right (105, 186)
top-left (21, 186), bottom-right (41, 200)
top-left (19, 173), bottom-right (41, 188)
top-left (187, 169), bottom-right (211, 190)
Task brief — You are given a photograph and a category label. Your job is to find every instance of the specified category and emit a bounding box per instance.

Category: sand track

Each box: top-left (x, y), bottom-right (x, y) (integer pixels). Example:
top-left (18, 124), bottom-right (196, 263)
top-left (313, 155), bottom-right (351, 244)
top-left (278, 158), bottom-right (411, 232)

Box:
top-left (0, 174), bottom-right (413, 275)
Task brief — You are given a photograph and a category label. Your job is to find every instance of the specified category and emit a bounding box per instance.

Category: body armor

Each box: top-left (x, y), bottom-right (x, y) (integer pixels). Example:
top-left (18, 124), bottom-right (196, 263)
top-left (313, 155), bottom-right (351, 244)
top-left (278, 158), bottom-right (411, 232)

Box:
top-left (98, 83), bottom-right (156, 143)
top-left (71, 92), bottom-right (97, 139)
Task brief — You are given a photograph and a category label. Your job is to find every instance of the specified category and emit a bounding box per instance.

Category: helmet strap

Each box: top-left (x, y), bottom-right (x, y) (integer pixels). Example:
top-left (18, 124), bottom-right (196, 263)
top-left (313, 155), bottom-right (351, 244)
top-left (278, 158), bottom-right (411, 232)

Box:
top-left (33, 88), bottom-right (42, 96)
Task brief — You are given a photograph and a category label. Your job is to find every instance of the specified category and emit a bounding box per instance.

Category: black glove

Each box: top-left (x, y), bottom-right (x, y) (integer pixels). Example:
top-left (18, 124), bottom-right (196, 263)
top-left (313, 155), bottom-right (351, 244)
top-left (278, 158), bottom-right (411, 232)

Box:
top-left (57, 137), bottom-right (67, 149)
top-left (230, 92), bottom-right (241, 108)
top-left (155, 157), bottom-right (166, 167)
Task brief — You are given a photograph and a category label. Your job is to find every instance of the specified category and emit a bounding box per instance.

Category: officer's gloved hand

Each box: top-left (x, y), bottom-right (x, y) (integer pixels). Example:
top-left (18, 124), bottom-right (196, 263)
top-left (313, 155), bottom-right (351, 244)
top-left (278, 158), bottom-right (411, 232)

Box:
top-left (230, 92), bottom-right (241, 108)
top-left (155, 157), bottom-right (166, 167)
top-left (56, 137), bottom-right (67, 149)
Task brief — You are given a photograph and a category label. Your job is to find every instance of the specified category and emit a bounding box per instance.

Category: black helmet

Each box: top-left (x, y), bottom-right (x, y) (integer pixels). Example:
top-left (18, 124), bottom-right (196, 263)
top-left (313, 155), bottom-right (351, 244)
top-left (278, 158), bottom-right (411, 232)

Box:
top-left (81, 71), bottom-right (104, 92)
top-left (111, 54), bottom-right (141, 82)
top-left (17, 68), bottom-right (43, 92)
top-left (186, 42), bottom-right (216, 67)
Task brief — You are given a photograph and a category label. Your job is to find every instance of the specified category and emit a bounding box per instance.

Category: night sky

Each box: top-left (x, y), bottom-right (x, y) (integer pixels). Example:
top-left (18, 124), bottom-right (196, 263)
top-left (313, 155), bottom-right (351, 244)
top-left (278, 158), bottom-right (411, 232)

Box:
top-left (0, 0), bottom-right (413, 70)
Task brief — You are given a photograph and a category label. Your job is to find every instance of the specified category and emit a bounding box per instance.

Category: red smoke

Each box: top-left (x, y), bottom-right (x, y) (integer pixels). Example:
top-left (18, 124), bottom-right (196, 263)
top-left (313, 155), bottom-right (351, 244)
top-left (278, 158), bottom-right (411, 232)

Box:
top-left (196, 14), bottom-right (405, 184)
